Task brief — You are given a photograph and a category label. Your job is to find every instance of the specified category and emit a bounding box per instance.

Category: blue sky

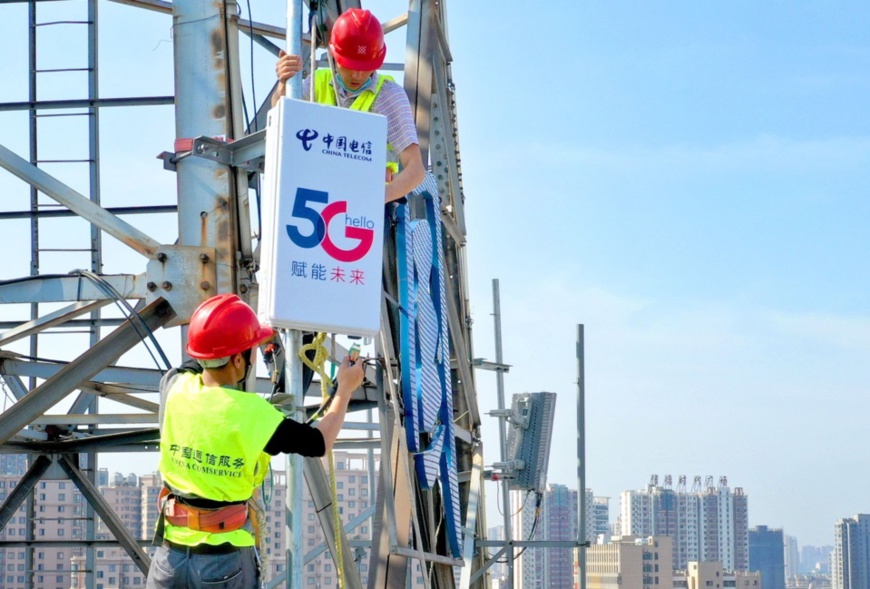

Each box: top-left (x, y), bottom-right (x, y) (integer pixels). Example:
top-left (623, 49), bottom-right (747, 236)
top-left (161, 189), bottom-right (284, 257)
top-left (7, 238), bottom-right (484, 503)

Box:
top-left (453, 1), bottom-right (870, 548)
top-left (1, 1), bottom-right (869, 549)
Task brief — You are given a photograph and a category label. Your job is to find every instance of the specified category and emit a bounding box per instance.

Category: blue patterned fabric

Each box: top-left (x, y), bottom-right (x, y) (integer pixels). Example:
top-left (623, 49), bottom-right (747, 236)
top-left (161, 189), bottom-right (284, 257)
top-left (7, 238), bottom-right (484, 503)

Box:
top-left (396, 174), bottom-right (463, 557)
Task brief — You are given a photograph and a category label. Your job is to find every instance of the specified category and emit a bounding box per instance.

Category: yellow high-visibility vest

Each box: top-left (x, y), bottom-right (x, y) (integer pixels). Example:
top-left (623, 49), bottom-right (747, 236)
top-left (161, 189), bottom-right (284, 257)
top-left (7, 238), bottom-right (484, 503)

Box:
top-left (314, 68), bottom-right (400, 174)
top-left (159, 372), bottom-right (282, 546)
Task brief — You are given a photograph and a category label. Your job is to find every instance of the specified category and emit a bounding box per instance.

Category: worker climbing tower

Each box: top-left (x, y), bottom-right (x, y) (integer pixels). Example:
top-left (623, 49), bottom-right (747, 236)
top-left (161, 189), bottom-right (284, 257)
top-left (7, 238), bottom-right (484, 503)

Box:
top-left (0, 1), bottom-right (485, 588)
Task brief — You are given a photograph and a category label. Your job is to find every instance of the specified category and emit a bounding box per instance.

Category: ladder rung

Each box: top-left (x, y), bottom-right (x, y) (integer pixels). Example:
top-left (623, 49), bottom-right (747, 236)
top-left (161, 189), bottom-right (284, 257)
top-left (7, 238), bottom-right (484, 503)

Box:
top-left (36, 21), bottom-right (92, 27)
top-left (34, 159), bottom-right (93, 163)
top-left (36, 248), bottom-right (95, 252)
top-left (34, 68), bottom-right (91, 74)
top-left (36, 112), bottom-right (90, 118)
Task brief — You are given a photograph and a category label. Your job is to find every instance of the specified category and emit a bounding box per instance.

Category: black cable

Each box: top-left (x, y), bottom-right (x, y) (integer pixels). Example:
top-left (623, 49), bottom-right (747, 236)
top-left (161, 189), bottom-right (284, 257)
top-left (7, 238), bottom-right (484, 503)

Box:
top-left (77, 270), bottom-right (171, 373)
top-left (493, 491), bottom-right (541, 563)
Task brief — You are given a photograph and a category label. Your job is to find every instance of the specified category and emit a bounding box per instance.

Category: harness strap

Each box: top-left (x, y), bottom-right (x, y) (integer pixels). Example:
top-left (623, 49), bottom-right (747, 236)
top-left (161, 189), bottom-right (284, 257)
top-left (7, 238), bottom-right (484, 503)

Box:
top-left (157, 487), bottom-right (248, 534)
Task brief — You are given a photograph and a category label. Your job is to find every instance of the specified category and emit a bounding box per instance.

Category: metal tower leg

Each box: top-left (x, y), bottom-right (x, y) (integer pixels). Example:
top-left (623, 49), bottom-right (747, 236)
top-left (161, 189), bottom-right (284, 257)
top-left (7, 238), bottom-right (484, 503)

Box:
top-left (58, 455), bottom-right (151, 575)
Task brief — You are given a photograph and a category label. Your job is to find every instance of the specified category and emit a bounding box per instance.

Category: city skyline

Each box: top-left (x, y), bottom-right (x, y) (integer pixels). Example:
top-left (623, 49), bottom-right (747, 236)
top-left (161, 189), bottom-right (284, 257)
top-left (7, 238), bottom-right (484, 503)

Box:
top-left (2, 456), bottom-right (842, 588)
top-left (1, 0), bottom-right (868, 551)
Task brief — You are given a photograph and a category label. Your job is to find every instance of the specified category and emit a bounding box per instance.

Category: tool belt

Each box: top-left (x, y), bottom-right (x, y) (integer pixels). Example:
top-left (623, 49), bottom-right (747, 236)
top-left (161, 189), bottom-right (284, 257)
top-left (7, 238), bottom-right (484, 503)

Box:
top-left (158, 487), bottom-right (248, 534)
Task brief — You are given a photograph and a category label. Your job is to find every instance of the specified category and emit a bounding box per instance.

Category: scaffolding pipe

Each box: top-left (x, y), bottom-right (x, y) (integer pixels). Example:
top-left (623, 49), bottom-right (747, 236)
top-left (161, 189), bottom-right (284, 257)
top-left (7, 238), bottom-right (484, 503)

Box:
top-left (284, 3), bottom-right (305, 587)
top-left (492, 279), bottom-right (513, 587)
top-left (577, 324), bottom-right (587, 589)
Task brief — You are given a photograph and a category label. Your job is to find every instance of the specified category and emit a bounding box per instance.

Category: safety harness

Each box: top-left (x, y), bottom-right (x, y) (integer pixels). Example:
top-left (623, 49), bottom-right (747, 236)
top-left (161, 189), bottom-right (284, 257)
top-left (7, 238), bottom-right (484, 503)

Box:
top-left (157, 487), bottom-right (248, 534)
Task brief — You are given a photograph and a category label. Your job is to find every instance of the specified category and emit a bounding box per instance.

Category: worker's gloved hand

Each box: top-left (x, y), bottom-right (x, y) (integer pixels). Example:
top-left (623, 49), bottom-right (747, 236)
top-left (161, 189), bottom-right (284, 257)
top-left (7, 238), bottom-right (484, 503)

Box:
top-left (335, 356), bottom-right (365, 396)
top-left (276, 50), bottom-right (302, 83)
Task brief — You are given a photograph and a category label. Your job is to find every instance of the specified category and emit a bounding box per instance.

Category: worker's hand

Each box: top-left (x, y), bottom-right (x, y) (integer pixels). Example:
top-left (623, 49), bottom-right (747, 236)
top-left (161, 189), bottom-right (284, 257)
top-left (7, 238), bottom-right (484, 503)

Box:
top-left (335, 355), bottom-right (365, 397)
top-left (276, 50), bottom-right (302, 83)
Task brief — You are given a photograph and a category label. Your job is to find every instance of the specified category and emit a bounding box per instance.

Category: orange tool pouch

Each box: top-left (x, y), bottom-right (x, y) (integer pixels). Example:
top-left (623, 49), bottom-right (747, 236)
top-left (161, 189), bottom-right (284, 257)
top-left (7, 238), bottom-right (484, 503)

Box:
top-left (157, 487), bottom-right (248, 534)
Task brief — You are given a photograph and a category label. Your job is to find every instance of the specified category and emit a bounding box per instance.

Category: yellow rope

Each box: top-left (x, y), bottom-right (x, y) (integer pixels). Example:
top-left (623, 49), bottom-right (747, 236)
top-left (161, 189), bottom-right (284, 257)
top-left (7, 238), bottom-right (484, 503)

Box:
top-left (298, 332), bottom-right (334, 397)
top-left (298, 333), bottom-right (345, 589)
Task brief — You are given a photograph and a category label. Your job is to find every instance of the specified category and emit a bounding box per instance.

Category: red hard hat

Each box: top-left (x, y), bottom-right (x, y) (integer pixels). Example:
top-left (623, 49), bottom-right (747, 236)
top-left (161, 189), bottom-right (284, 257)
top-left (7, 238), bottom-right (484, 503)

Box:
top-left (186, 294), bottom-right (274, 360)
top-left (329, 8), bottom-right (386, 71)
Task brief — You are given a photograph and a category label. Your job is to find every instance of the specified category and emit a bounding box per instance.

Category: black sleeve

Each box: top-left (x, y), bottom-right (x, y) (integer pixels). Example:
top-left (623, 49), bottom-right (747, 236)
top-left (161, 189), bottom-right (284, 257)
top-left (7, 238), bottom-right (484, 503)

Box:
top-left (263, 418), bottom-right (326, 457)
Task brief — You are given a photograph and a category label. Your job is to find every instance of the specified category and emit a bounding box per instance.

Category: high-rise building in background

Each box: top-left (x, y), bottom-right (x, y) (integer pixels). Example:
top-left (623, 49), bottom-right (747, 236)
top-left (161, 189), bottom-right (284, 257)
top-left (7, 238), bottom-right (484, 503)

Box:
top-left (0, 454), bottom-right (27, 476)
top-left (512, 484), bottom-right (609, 589)
top-left (620, 475), bottom-right (749, 571)
top-left (487, 525), bottom-right (506, 580)
top-left (585, 535), bottom-right (674, 589)
top-left (799, 544), bottom-right (833, 574)
top-left (832, 514), bottom-right (870, 589)
top-left (513, 484), bottom-right (577, 589)
top-left (261, 452), bottom-right (381, 587)
top-left (2, 452), bottom-right (399, 589)
top-left (1, 475), bottom-right (92, 589)
top-left (784, 534), bottom-right (799, 579)
top-left (588, 494), bottom-right (611, 542)
top-left (749, 525), bottom-right (785, 589)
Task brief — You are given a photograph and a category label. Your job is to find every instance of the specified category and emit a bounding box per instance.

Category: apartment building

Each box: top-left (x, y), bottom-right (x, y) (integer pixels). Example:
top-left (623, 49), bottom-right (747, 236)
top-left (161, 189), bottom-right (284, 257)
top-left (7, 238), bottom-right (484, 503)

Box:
top-left (1, 452), bottom-right (427, 589)
top-left (621, 477), bottom-right (749, 571)
top-left (674, 561), bottom-right (760, 589)
top-left (1, 474), bottom-right (85, 589)
top-left (748, 525), bottom-right (785, 589)
top-left (585, 535), bottom-right (674, 589)
top-left (832, 514), bottom-right (870, 589)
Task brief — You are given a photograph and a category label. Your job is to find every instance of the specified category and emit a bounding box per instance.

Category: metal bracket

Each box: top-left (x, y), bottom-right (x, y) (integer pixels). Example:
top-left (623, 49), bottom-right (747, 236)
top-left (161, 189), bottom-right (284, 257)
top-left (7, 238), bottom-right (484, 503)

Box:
top-left (472, 358), bottom-right (511, 373)
top-left (191, 131), bottom-right (267, 172)
top-left (157, 130), bottom-right (267, 173)
top-left (145, 245), bottom-right (217, 326)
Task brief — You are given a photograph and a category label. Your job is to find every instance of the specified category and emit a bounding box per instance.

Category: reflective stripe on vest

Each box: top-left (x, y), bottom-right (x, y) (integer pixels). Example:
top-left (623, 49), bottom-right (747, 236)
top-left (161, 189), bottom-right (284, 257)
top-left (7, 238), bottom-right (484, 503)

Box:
top-left (159, 372), bottom-right (283, 546)
top-left (314, 68), bottom-right (400, 174)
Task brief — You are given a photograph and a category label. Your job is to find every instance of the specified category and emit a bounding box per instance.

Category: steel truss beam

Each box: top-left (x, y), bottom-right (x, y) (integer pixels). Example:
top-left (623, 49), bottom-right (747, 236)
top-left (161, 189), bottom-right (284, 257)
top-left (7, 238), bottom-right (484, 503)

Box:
top-left (58, 455), bottom-right (152, 575)
top-left (0, 96), bottom-right (174, 112)
top-left (0, 273), bottom-right (146, 304)
top-left (0, 300), bottom-right (110, 347)
top-left (0, 144), bottom-right (161, 259)
top-left (0, 454), bottom-right (52, 530)
top-left (0, 298), bottom-right (174, 445)
top-left (0, 1), bottom-right (483, 587)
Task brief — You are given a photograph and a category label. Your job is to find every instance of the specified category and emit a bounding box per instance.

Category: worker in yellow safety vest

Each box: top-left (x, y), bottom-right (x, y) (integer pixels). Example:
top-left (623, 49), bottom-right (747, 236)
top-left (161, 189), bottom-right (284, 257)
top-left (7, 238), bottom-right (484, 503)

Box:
top-left (271, 8), bottom-right (425, 203)
top-left (145, 294), bottom-right (364, 589)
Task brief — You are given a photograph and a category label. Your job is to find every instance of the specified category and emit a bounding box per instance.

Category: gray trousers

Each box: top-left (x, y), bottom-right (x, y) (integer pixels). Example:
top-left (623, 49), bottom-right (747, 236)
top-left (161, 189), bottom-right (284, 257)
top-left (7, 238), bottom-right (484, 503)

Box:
top-left (145, 543), bottom-right (259, 588)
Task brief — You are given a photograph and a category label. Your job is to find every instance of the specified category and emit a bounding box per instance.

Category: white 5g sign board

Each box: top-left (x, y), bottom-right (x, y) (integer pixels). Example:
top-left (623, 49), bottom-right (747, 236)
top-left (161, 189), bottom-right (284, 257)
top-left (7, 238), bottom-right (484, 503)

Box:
top-left (259, 97), bottom-right (387, 336)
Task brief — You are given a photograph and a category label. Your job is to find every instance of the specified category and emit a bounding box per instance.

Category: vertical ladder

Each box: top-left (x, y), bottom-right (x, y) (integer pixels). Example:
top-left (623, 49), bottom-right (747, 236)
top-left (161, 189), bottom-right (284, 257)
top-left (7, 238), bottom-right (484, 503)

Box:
top-left (26, 2), bottom-right (103, 588)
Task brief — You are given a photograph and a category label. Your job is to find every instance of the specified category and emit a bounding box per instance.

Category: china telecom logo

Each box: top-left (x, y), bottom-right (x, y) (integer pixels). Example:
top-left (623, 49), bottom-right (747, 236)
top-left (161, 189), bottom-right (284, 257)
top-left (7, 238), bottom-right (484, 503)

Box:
top-left (296, 129), bottom-right (318, 151)
top-left (296, 126), bottom-right (374, 162)
top-left (286, 187), bottom-right (374, 263)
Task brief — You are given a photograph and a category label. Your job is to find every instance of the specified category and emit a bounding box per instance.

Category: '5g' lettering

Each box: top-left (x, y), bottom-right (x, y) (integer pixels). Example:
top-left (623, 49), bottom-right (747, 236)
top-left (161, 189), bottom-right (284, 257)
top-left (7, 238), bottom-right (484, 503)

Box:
top-left (285, 188), bottom-right (374, 263)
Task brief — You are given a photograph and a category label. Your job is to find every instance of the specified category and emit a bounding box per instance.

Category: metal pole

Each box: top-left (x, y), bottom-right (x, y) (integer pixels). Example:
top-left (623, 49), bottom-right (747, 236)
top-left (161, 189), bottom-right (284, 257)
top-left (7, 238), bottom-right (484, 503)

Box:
top-left (284, 3), bottom-right (305, 588)
top-left (86, 3), bottom-right (102, 586)
top-left (577, 324), bottom-right (586, 589)
top-left (492, 279), bottom-right (513, 587)
top-left (286, 330), bottom-right (305, 589)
